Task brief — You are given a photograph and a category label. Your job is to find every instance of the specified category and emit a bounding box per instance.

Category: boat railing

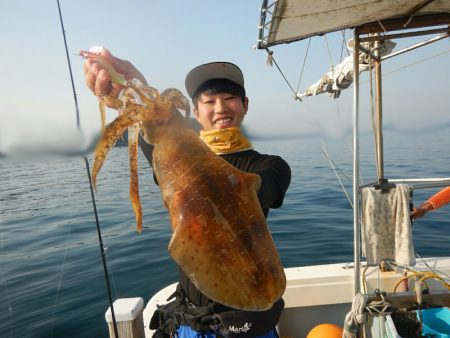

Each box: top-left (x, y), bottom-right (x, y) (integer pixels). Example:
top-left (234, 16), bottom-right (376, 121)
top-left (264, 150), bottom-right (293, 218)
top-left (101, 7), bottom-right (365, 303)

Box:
top-left (360, 178), bottom-right (450, 190)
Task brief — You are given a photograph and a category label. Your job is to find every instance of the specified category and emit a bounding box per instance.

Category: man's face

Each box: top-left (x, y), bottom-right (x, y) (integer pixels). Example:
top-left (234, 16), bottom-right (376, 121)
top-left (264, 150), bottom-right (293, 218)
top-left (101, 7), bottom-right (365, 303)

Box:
top-left (193, 92), bottom-right (248, 131)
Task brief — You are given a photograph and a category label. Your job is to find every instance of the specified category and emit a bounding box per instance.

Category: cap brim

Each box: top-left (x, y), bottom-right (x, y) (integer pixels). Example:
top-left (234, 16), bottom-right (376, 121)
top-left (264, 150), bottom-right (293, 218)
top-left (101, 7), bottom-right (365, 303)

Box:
top-left (185, 62), bottom-right (244, 98)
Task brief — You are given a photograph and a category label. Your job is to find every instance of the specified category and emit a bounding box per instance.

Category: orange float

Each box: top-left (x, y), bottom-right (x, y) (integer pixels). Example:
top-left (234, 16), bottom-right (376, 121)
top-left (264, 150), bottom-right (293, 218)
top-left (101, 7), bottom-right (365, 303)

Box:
top-left (306, 323), bottom-right (343, 338)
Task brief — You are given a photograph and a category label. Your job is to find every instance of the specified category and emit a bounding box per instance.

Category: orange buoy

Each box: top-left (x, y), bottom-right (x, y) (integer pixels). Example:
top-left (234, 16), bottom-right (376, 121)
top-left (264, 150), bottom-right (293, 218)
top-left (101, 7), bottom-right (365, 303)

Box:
top-left (306, 323), bottom-right (343, 338)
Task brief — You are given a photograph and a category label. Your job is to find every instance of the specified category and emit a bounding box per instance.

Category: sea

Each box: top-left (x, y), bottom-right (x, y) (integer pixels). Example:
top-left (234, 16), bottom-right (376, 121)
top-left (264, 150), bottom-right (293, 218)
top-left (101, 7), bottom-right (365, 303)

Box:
top-left (1, 128), bottom-right (449, 337)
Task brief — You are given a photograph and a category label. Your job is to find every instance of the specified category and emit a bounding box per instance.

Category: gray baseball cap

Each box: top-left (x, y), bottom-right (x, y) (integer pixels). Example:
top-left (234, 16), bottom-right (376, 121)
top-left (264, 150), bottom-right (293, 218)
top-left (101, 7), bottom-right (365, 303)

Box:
top-left (185, 62), bottom-right (244, 98)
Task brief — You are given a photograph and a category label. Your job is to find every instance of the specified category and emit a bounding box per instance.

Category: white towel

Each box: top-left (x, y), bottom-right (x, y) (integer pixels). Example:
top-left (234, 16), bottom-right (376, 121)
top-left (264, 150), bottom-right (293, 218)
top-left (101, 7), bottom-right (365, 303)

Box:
top-left (361, 184), bottom-right (416, 266)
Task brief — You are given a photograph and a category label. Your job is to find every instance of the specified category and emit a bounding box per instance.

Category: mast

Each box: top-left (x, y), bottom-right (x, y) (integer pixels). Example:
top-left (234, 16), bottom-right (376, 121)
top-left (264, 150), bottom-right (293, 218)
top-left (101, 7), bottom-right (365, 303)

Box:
top-left (352, 29), bottom-right (361, 295)
top-left (374, 34), bottom-right (385, 181)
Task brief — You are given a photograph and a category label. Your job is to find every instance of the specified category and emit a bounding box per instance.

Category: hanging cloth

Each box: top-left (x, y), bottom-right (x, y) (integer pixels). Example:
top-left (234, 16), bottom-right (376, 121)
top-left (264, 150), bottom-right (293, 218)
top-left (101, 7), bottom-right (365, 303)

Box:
top-left (361, 184), bottom-right (416, 266)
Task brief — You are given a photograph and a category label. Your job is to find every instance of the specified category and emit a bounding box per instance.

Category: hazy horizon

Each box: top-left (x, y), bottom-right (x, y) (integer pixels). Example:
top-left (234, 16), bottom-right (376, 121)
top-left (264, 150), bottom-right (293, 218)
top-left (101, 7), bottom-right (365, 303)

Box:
top-left (1, 0), bottom-right (449, 156)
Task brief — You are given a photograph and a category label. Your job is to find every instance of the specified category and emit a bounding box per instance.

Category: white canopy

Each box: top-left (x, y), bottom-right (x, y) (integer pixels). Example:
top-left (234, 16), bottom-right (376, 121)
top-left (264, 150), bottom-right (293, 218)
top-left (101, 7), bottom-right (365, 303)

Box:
top-left (259, 0), bottom-right (450, 48)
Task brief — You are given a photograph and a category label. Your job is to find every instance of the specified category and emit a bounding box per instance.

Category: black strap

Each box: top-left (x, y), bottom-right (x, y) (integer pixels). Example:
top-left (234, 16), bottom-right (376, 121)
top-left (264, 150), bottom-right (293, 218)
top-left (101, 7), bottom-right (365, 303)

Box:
top-left (150, 284), bottom-right (284, 338)
top-left (150, 285), bottom-right (216, 337)
top-left (212, 298), bottom-right (284, 338)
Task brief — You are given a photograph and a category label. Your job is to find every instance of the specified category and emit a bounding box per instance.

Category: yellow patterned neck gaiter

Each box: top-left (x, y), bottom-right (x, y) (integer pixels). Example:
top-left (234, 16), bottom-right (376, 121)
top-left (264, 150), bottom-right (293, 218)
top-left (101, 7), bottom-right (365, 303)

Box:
top-left (199, 127), bottom-right (253, 154)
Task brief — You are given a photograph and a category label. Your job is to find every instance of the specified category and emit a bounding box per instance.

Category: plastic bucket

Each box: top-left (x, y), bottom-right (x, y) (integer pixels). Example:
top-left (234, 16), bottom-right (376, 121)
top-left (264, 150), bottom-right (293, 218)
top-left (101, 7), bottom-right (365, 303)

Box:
top-left (418, 307), bottom-right (450, 338)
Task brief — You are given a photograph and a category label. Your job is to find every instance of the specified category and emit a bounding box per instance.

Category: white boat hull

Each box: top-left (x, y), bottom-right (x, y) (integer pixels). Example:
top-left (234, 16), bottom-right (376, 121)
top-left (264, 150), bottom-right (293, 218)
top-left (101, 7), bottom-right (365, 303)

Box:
top-left (142, 257), bottom-right (450, 337)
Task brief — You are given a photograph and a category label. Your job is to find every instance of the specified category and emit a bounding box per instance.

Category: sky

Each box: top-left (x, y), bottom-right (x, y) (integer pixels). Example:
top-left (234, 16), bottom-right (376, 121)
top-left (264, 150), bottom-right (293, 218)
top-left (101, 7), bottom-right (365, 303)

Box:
top-left (1, 0), bottom-right (449, 156)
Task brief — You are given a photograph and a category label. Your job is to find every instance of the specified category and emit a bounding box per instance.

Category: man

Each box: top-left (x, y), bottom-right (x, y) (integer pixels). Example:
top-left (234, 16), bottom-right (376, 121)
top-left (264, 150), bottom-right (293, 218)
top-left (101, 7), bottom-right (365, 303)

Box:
top-left (83, 48), bottom-right (291, 338)
top-left (412, 186), bottom-right (450, 219)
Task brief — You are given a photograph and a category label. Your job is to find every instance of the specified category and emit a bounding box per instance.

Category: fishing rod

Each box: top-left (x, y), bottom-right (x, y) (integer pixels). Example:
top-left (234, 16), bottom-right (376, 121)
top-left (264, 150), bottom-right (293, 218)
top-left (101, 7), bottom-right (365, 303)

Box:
top-left (55, 1), bottom-right (119, 337)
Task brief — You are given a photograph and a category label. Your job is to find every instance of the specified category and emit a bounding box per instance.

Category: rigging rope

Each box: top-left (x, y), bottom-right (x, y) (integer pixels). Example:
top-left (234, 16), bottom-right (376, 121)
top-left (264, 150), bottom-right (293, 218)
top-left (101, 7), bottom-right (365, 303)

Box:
top-left (264, 48), bottom-right (302, 100)
top-left (295, 38), bottom-right (311, 93)
top-left (56, 1), bottom-right (119, 337)
top-left (50, 229), bottom-right (70, 338)
top-left (320, 144), bottom-right (353, 208)
top-left (384, 48), bottom-right (450, 76)
top-left (0, 269), bottom-right (13, 337)
top-left (340, 30), bottom-right (350, 60)
top-left (324, 35), bottom-right (334, 68)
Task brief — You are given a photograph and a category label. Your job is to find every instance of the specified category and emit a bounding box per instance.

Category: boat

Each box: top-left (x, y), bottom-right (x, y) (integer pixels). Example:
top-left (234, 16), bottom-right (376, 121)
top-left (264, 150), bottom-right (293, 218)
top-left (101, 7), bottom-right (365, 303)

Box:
top-left (104, 1), bottom-right (450, 337)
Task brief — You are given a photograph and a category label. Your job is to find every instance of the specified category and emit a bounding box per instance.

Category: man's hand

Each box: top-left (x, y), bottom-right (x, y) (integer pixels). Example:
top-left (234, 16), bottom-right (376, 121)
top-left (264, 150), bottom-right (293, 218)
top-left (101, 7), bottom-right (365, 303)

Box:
top-left (411, 201), bottom-right (433, 219)
top-left (82, 46), bottom-right (147, 98)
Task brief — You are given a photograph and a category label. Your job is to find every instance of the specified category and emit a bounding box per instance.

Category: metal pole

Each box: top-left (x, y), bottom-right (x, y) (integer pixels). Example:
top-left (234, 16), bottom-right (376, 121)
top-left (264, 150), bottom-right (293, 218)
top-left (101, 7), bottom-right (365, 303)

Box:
top-left (381, 32), bottom-right (449, 61)
top-left (374, 35), bottom-right (385, 181)
top-left (352, 30), bottom-right (361, 295)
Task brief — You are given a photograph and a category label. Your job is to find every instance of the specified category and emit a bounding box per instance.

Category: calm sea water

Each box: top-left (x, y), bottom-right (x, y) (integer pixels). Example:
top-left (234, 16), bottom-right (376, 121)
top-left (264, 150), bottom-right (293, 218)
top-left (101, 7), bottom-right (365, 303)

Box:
top-left (1, 129), bottom-right (449, 337)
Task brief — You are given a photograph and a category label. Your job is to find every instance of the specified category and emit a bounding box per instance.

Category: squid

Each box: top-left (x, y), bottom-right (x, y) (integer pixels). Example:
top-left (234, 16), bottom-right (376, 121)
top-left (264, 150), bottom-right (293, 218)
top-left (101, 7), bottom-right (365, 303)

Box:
top-left (79, 50), bottom-right (286, 311)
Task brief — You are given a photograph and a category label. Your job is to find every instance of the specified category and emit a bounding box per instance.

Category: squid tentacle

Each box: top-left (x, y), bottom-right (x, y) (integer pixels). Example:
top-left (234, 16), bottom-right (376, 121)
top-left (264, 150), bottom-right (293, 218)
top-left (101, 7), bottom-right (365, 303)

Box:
top-left (92, 103), bottom-right (149, 188)
top-left (82, 50), bottom-right (191, 233)
top-left (128, 122), bottom-right (143, 232)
